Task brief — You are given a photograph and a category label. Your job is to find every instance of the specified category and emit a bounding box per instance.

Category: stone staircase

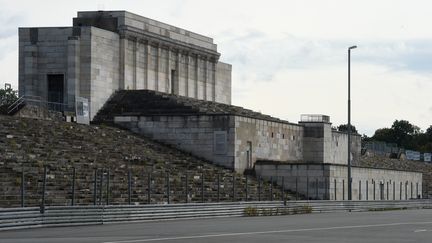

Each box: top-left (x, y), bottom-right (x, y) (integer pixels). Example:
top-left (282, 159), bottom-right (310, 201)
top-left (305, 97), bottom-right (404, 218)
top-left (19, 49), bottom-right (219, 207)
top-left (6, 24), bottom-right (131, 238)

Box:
top-left (0, 115), bottom-right (299, 207)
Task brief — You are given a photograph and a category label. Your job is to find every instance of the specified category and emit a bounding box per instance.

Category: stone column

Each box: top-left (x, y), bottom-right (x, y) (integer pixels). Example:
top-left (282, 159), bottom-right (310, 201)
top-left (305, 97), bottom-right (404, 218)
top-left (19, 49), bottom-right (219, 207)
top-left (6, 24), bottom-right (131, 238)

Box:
top-left (133, 39), bottom-right (138, 90)
top-left (119, 37), bottom-right (126, 90)
top-left (23, 44), bottom-right (38, 97)
top-left (156, 44), bottom-right (161, 91)
top-left (67, 36), bottom-right (80, 110)
top-left (185, 53), bottom-right (190, 97)
top-left (195, 54), bottom-right (199, 99)
top-left (175, 51), bottom-right (180, 95)
top-left (212, 61), bottom-right (216, 102)
top-left (144, 42), bottom-right (150, 89)
top-left (204, 57), bottom-right (208, 101)
top-left (167, 48), bottom-right (171, 93)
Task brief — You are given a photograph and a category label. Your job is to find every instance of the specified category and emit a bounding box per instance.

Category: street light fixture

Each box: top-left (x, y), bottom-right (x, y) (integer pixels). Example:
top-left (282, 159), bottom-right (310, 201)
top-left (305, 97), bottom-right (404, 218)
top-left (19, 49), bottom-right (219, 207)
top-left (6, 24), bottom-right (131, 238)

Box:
top-left (347, 45), bottom-right (357, 201)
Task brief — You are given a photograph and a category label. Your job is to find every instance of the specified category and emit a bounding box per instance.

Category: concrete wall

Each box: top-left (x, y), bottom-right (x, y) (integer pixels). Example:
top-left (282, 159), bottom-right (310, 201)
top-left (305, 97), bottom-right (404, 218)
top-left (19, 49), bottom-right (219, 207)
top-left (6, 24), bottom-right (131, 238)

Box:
top-left (255, 162), bottom-right (422, 200)
top-left (234, 117), bottom-right (303, 172)
top-left (301, 122), bottom-right (361, 165)
top-left (114, 115), bottom-right (236, 169)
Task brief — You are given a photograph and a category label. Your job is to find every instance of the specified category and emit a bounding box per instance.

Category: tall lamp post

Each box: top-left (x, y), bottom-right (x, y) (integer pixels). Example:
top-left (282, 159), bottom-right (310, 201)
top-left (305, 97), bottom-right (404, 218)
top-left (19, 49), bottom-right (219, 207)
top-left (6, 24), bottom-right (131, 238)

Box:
top-left (347, 45), bottom-right (357, 201)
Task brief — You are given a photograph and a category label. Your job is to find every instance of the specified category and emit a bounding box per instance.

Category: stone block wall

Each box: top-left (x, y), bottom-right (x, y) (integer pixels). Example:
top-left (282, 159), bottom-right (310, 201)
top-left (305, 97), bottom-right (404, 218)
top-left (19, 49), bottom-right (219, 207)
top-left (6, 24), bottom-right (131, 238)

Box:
top-left (114, 115), bottom-right (236, 169)
top-left (255, 162), bottom-right (422, 200)
top-left (215, 62), bottom-right (232, 104)
top-left (235, 117), bottom-right (303, 172)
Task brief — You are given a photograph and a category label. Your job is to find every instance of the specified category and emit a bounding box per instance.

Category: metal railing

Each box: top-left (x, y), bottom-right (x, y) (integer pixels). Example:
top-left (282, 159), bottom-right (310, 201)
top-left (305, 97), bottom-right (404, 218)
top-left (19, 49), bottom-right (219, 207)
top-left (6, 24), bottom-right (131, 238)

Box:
top-left (7, 95), bottom-right (67, 114)
top-left (1, 200), bottom-right (431, 231)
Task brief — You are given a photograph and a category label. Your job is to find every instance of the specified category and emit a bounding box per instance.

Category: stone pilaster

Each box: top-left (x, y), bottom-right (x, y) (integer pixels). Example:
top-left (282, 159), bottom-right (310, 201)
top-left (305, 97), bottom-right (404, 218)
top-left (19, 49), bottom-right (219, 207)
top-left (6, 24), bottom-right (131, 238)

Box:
top-left (144, 42), bottom-right (150, 89)
top-left (67, 36), bottom-right (80, 110)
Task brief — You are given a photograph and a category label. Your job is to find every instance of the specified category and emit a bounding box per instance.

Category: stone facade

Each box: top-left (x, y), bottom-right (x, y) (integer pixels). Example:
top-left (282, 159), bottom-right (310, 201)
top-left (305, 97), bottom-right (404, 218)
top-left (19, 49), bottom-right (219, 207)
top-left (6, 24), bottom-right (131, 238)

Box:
top-left (255, 162), bottom-right (422, 200)
top-left (19, 11), bottom-right (232, 121)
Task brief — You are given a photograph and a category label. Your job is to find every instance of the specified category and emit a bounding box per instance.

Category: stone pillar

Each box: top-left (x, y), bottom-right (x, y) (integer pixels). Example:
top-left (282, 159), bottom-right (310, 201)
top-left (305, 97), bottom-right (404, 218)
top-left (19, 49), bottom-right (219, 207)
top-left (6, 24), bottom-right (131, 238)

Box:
top-left (195, 54), bottom-right (199, 99)
top-left (119, 37), bottom-right (126, 90)
top-left (175, 51), bottom-right (180, 95)
top-left (185, 53), bottom-right (190, 97)
top-left (67, 36), bottom-right (80, 111)
top-left (156, 44), bottom-right (161, 91)
top-left (144, 42), bottom-right (150, 89)
top-left (133, 40), bottom-right (137, 90)
top-left (167, 48), bottom-right (171, 93)
top-left (204, 57), bottom-right (208, 100)
top-left (23, 44), bottom-right (38, 97)
top-left (212, 61), bottom-right (216, 102)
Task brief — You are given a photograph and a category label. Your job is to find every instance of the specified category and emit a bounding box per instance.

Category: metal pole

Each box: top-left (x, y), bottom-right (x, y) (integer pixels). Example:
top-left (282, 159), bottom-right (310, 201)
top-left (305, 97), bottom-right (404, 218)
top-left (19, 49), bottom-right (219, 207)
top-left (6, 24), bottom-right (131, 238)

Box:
top-left (185, 173), bottom-right (189, 203)
top-left (21, 169), bottom-right (25, 207)
top-left (282, 177), bottom-right (286, 205)
top-left (106, 169), bottom-right (110, 205)
top-left (366, 180), bottom-right (368, 200)
top-left (128, 170), bottom-right (132, 205)
top-left (93, 169), bottom-right (97, 206)
top-left (245, 176), bottom-right (248, 202)
top-left (217, 173), bottom-right (220, 202)
top-left (99, 169), bottom-right (103, 205)
top-left (342, 179), bottom-right (345, 200)
top-left (295, 176), bottom-right (298, 200)
top-left (71, 167), bottom-right (75, 206)
top-left (335, 179), bottom-right (337, 200)
top-left (306, 176), bottom-right (309, 200)
top-left (166, 172), bottom-right (170, 204)
top-left (40, 166), bottom-right (47, 214)
top-left (201, 173), bottom-right (204, 203)
top-left (270, 176), bottom-right (273, 201)
top-left (147, 173), bottom-right (151, 204)
top-left (232, 174), bottom-right (236, 201)
top-left (258, 176), bottom-right (262, 201)
top-left (315, 178), bottom-right (318, 200)
top-left (347, 45), bottom-right (357, 201)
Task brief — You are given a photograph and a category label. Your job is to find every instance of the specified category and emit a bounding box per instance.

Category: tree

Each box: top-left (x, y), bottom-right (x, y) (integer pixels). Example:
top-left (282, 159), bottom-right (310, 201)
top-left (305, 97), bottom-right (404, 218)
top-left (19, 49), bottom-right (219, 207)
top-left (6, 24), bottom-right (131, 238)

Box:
top-left (372, 128), bottom-right (395, 144)
top-left (337, 124), bottom-right (358, 134)
top-left (0, 86), bottom-right (18, 114)
top-left (0, 86), bottom-right (18, 106)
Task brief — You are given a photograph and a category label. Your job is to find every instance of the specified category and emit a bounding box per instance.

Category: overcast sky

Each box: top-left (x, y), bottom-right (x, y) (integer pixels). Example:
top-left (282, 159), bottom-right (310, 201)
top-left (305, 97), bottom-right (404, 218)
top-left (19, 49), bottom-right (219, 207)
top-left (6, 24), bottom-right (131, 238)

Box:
top-left (0, 0), bottom-right (431, 135)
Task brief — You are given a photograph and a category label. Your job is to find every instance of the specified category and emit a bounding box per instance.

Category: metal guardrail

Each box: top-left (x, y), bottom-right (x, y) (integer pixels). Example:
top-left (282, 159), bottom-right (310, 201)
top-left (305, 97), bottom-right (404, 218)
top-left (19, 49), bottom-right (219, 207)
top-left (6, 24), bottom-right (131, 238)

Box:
top-left (1, 200), bottom-right (431, 231)
top-left (7, 95), bottom-right (67, 114)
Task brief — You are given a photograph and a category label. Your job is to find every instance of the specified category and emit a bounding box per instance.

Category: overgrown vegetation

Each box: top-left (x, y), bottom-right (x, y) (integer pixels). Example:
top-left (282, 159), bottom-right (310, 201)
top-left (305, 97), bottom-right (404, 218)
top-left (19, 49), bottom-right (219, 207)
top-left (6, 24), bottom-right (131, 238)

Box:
top-left (363, 120), bottom-right (432, 152)
top-left (243, 205), bottom-right (313, 217)
top-left (0, 85), bottom-right (18, 114)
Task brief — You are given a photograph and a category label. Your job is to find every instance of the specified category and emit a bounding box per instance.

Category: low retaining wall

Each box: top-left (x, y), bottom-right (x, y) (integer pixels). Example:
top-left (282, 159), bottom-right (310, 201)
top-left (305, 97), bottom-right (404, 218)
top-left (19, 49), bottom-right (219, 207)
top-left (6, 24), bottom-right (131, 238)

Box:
top-left (1, 200), bottom-right (431, 231)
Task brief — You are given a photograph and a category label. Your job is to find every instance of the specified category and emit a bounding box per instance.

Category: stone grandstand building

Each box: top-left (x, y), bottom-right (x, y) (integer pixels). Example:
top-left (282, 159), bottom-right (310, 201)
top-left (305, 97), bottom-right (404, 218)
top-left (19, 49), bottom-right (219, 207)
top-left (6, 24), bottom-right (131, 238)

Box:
top-left (18, 11), bottom-right (422, 200)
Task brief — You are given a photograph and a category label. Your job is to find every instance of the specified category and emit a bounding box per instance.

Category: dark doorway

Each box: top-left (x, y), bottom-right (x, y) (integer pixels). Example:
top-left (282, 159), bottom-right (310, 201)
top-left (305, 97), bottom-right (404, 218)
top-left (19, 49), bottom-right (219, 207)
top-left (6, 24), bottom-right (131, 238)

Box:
top-left (47, 74), bottom-right (64, 111)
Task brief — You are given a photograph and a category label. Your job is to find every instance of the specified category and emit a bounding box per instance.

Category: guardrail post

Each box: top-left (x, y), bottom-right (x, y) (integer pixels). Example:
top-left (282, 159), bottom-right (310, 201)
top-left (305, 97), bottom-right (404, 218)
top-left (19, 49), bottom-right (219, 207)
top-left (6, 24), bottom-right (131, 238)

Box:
top-left (93, 169), bottom-right (97, 206)
top-left (128, 170), bottom-right (132, 205)
top-left (217, 173), bottom-right (220, 202)
top-left (270, 176), bottom-right (273, 201)
top-left (21, 169), bottom-right (25, 207)
top-left (245, 176), bottom-right (248, 202)
top-left (282, 176), bottom-right (286, 206)
top-left (71, 167), bottom-right (75, 206)
top-left (201, 173), bottom-right (204, 203)
top-left (106, 169), bottom-right (110, 205)
top-left (185, 173), bottom-right (189, 203)
top-left (258, 176), bottom-right (262, 201)
top-left (99, 169), bottom-right (103, 205)
top-left (315, 178), bottom-right (318, 200)
top-left (147, 173), bottom-right (151, 204)
top-left (166, 172), bottom-right (170, 204)
top-left (40, 165), bottom-right (47, 214)
top-left (295, 176), bottom-right (298, 201)
top-left (232, 174), bottom-right (236, 201)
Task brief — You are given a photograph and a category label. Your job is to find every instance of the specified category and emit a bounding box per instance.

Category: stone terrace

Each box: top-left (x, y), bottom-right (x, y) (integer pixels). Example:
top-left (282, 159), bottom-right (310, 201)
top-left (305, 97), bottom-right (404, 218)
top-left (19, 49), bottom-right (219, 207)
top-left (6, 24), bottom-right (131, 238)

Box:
top-left (93, 90), bottom-right (294, 125)
top-left (0, 115), bottom-right (295, 207)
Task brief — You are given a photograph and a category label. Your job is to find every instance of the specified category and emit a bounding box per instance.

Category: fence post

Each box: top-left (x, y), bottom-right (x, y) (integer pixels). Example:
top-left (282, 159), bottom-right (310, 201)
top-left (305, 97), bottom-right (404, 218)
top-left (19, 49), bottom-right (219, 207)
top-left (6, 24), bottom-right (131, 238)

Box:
top-left (400, 182), bottom-right (402, 200)
top-left (393, 181), bottom-right (396, 200)
top-left (366, 180), bottom-right (368, 200)
top-left (373, 181), bottom-right (376, 200)
top-left (258, 176), bottom-right (262, 201)
top-left (185, 173), bottom-right (189, 203)
top-left (270, 176), bottom-right (273, 201)
top-left (232, 174), bottom-right (236, 201)
top-left (99, 169), bottom-right (103, 205)
top-left (217, 173), bottom-right (220, 202)
top-left (40, 165), bottom-right (47, 214)
top-left (21, 169), bottom-right (25, 207)
top-left (324, 178), bottom-right (327, 200)
top-left (282, 177), bottom-right (286, 205)
top-left (201, 173), bottom-right (204, 203)
top-left (315, 178), bottom-right (318, 200)
top-left (245, 176), bottom-right (248, 202)
top-left (334, 179), bottom-right (337, 200)
top-left (306, 176), bottom-right (309, 200)
top-left (165, 172), bottom-right (170, 204)
top-left (93, 169), bottom-right (97, 206)
top-left (106, 169), bottom-right (110, 205)
top-left (128, 170), bottom-right (132, 205)
top-left (359, 180), bottom-right (362, 200)
top-left (342, 179), bottom-right (344, 200)
top-left (295, 176), bottom-right (298, 201)
top-left (147, 173), bottom-right (151, 204)
top-left (71, 167), bottom-right (75, 206)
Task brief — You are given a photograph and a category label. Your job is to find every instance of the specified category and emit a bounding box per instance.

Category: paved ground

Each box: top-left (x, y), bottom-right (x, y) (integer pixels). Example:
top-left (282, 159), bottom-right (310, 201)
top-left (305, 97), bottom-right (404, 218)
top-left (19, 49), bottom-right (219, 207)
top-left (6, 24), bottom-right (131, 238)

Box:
top-left (1, 209), bottom-right (432, 242)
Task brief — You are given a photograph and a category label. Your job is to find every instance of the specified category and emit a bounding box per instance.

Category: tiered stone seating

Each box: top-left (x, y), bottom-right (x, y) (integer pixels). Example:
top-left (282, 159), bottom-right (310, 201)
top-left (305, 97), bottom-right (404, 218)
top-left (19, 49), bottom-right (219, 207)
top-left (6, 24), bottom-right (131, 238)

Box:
top-left (0, 115), bottom-right (297, 207)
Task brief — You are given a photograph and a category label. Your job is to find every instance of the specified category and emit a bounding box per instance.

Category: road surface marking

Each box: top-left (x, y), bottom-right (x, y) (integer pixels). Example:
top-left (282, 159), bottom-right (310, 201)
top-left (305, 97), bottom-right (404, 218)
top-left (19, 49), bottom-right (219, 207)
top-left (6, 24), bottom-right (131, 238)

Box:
top-left (103, 221), bottom-right (432, 243)
top-left (414, 229), bottom-right (427, 233)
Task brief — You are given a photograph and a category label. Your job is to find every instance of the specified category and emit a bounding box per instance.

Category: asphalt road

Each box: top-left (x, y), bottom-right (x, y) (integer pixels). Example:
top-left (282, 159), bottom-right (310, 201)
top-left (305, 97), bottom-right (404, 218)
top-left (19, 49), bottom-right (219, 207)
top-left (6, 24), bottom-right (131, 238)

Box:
top-left (2, 209), bottom-right (432, 243)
